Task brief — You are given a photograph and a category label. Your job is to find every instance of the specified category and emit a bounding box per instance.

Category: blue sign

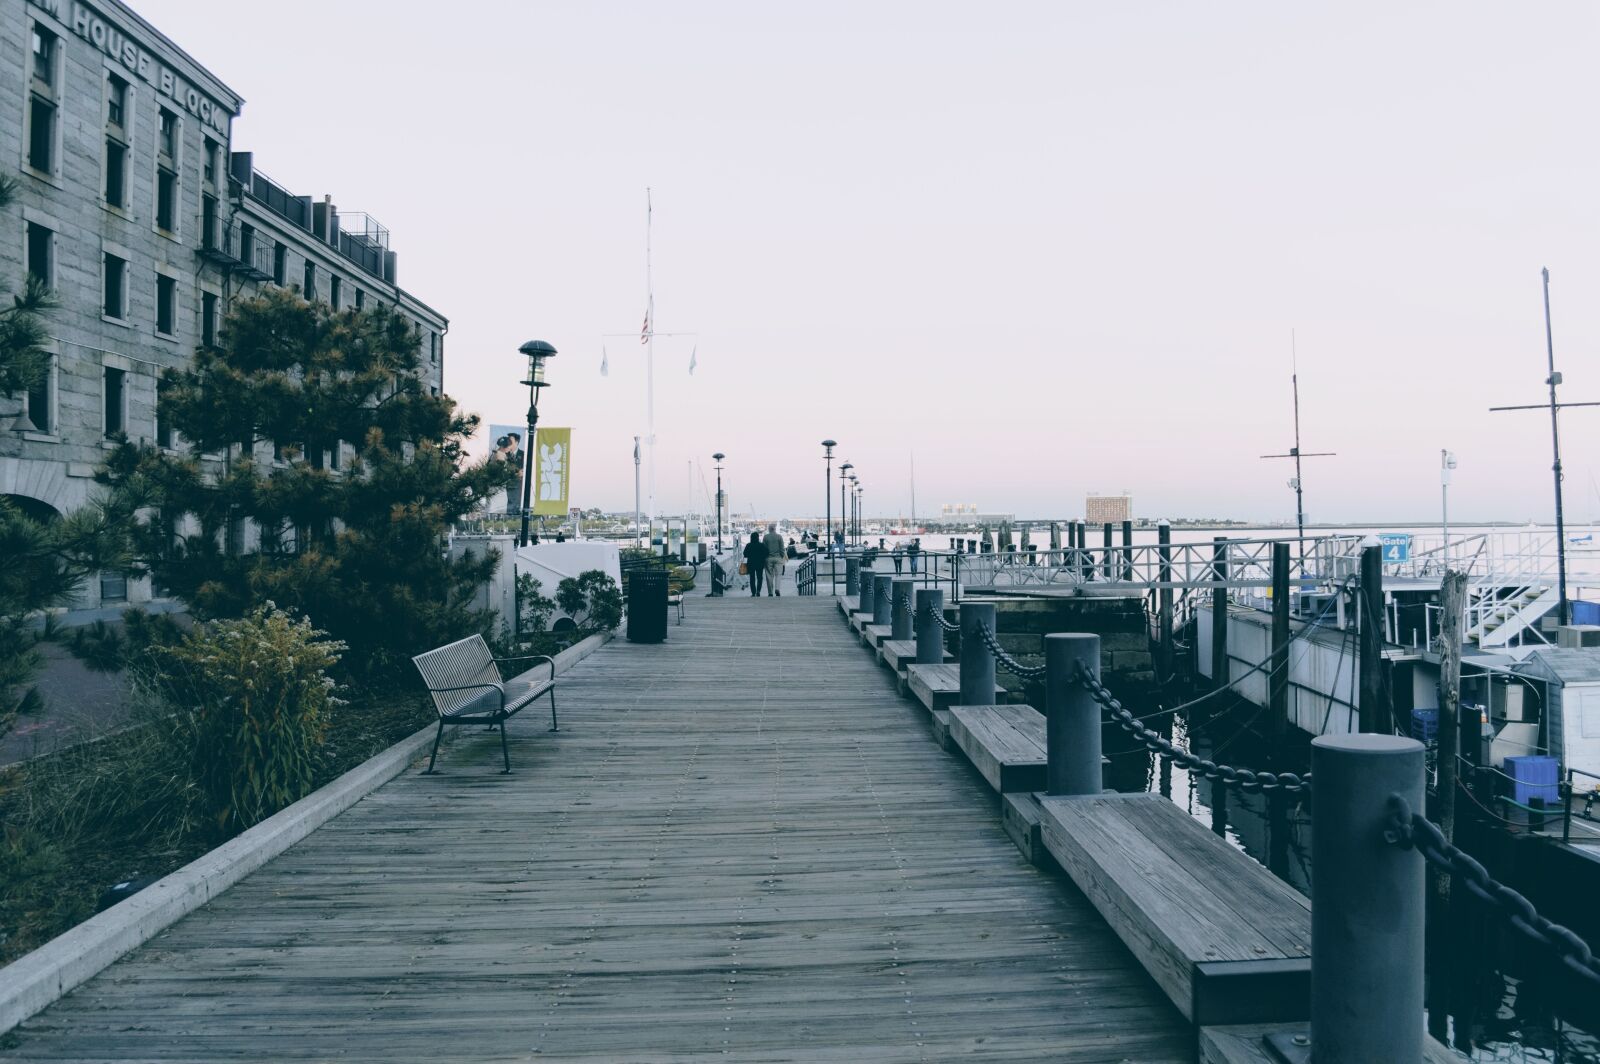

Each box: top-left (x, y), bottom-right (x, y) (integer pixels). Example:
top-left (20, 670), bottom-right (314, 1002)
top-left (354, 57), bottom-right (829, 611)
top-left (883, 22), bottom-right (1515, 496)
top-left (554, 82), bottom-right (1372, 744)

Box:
top-left (1378, 533), bottom-right (1411, 564)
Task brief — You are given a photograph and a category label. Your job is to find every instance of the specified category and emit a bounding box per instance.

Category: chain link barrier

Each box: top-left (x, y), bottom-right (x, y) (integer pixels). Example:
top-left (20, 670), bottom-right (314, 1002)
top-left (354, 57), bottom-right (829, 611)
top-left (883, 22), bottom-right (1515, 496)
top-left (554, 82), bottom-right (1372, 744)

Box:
top-left (975, 623), bottom-right (1047, 680)
top-left (1074, 662), bottom-right (1312, 794)
top-left (1385, 795), bottom-right (1600, 987)
top-left (916, 601), bottom-right (960, 633)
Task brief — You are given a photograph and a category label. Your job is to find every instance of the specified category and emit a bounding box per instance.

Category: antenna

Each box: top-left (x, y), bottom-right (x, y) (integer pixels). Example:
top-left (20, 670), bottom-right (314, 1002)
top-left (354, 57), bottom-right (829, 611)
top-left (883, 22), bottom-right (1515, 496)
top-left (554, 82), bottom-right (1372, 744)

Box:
top-left (1261, 331), bottom-right (1335, 561)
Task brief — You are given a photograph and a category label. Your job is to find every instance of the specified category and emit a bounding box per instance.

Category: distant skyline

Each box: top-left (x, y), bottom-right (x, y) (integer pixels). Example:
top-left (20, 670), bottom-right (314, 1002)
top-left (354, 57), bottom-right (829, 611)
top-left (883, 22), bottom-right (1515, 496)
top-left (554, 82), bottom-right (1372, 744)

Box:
top-left (136, 0), bottom-right (1600, 524)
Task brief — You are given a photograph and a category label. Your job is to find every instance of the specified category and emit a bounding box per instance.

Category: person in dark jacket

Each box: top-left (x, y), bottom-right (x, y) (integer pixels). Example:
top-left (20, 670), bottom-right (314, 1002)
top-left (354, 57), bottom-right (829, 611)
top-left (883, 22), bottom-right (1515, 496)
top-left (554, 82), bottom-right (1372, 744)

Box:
top-left (744, 531), bottom-right (767, 597)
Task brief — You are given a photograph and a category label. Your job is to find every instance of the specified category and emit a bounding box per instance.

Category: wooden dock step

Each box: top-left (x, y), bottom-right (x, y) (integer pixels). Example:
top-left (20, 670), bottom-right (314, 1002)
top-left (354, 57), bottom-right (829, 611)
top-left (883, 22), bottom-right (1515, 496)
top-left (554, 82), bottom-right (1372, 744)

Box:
top-left (860, 623), bottom-right (893, 649)
top-left (904, 663), bottom-right (1003, 714)
top-left (948, 704), bottom-right (1047, 793)
top-left (1038, 791), bottom-right (1311, 1026)
top-left (1200, 1023), bottom-right (1459, 1063)
top-left (878, 639), bottom-right (951, 672)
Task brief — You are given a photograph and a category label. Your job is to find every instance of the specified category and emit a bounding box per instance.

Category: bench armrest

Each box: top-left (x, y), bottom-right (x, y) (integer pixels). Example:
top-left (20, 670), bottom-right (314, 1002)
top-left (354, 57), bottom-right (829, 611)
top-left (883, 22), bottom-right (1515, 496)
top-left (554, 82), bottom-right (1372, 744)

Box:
top-left (494, 654), bottom-right (557, 683)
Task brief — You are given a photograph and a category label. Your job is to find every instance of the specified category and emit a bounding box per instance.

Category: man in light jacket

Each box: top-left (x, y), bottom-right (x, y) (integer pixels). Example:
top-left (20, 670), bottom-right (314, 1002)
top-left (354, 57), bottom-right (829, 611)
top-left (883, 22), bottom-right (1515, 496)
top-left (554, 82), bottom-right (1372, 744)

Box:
top-left (763, 523), bottom-right (787, 597)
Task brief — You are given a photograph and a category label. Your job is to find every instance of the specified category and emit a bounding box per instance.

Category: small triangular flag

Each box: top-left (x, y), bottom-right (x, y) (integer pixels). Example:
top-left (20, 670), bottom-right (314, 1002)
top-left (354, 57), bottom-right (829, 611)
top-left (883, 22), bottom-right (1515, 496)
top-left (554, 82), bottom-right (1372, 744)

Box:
top-left (688, 345), bottom-right (697, 375)
top-left (600, 344), bottom-right (609, 377)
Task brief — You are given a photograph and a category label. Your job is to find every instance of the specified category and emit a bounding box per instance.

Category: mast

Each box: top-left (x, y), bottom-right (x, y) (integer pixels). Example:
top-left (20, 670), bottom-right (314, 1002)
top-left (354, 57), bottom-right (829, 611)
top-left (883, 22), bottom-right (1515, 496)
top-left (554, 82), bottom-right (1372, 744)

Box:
top-left (645, 189), bottom-right (656, 527)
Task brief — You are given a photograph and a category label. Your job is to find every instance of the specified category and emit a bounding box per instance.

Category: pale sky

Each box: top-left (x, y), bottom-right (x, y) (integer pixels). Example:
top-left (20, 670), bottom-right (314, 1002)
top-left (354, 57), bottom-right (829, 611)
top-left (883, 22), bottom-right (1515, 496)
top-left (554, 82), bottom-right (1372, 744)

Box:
top-left (138, 0), bottom-right (1600, 524)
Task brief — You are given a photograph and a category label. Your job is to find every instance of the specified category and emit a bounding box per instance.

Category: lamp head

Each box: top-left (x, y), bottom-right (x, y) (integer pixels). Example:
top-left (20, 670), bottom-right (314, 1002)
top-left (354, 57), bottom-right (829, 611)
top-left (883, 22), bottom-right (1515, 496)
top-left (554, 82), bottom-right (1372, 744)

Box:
top-left (519, 340), bottom-right (557, 388)
top-left (713, 452), bottom-right (725, 462)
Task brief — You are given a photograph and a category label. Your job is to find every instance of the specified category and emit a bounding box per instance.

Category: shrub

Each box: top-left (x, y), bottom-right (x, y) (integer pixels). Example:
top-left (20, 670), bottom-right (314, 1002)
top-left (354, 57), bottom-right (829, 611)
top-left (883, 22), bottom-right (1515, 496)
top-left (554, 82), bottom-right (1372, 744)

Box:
top-left (153, 604), bottom-right (344, 836)
top-left (514, 572), bottom-right (556, 635)
top-left (555, 570), bottom-right (623, 632)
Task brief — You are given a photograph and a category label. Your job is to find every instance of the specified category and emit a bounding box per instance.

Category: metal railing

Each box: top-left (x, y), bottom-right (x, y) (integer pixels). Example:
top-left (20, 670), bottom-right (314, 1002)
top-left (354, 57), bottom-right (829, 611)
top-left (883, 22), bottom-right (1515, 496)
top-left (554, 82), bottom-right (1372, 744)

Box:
top-left (1562, 766), bottom-right (1600, 845)
top-left (795, 555), bottom-right (816, 595)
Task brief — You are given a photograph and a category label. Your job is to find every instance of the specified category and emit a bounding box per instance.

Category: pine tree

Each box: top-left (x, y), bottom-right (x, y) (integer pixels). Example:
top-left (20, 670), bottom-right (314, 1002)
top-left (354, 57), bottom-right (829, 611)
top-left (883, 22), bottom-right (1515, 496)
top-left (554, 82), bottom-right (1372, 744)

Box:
top-left (102, 287), bottom-right (516, 681)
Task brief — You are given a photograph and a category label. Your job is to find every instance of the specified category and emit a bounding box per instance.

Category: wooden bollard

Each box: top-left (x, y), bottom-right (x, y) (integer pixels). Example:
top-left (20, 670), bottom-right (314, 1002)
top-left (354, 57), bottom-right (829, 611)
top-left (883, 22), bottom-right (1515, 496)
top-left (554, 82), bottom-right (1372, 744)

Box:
top-left (1308, 734), bottom-right (1425, 1063)
top-left (873, 570), bottom-right (894, 626)
top-left (1045, 634), bottom-right (1102, 796)
top-left (958, 603), bottom-right (997, 707)
top-left (859, 571), bottom-right (878, 615)
top-left (891, 578), bottom-right (915, 641)
top-left (845, 556), bottom-right (860, 596)
top-left (914, 588), bottom-right (945, 665)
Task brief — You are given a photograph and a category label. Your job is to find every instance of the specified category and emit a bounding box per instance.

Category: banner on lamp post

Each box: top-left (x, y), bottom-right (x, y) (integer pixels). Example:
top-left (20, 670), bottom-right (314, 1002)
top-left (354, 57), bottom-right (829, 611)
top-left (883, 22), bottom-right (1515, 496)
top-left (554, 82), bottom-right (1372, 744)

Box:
top-left (533, 427), bottom-right (572, 516)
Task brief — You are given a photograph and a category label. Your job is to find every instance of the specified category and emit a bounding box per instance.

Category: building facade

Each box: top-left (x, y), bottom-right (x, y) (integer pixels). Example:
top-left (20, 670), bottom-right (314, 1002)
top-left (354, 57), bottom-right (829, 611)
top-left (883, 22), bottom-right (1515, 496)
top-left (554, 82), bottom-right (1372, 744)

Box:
top-left (2, 0), bottom-right (446, 611)
top-left (1085, 494), bottom-right (1132, 526)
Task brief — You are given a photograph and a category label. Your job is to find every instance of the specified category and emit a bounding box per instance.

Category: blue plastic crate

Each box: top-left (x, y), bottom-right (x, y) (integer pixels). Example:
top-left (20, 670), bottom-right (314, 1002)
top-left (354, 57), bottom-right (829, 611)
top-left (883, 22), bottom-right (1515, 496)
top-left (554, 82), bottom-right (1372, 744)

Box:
top-left (1504, 755), bottom-right (1559, 807)
top-left (1410, 709), bottom-right (1438, 743)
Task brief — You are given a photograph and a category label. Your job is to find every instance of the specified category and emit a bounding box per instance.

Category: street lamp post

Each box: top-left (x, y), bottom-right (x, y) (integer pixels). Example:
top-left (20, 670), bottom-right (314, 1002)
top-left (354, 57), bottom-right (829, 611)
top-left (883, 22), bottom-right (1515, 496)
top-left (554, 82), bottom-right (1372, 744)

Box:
top-left (822, 440), bottom-right (836, 555)
top-left (517, 340), bottom-right (557, 548)
top-left (850, 476), bottom-right (861, 546)
top-left (713, 452), bottom-right (726, 553)
top-left (839, 461), bottom-right (853, 554)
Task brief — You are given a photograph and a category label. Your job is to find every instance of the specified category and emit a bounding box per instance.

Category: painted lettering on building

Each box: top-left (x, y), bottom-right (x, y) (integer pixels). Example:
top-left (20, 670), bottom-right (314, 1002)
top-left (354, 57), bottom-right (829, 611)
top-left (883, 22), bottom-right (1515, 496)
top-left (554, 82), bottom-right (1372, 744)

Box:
top-left (28, 0), bottom-right (232, 133)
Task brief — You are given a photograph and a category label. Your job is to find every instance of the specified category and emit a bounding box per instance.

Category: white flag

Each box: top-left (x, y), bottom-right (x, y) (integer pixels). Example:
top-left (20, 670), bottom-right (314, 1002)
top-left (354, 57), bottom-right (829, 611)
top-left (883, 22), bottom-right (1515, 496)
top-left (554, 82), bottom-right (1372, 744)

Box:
top-left (600, 344), bottom-right (609, 377)
top-left (688, 345), bottom-right (697, 375)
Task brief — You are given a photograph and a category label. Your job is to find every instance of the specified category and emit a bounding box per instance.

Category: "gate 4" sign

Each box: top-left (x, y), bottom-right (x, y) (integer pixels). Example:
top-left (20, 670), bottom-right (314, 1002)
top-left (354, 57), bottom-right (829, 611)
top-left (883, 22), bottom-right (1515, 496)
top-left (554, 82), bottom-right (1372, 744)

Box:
top-left (1377, 533), bottom-right (1411, 564)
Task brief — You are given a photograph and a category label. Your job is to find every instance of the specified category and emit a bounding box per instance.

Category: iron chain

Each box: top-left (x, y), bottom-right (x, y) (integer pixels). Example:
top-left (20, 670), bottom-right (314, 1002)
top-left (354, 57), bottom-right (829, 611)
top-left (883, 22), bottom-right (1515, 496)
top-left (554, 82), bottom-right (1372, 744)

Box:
top-left (1074, 662), bottom-right (1312, 795)
top-left (916, 601), bottom-right (960, 632)
top-left (975, 623), bottom-right (1047, 680)
top-left (1385, 795), bottom-right (1600, 987)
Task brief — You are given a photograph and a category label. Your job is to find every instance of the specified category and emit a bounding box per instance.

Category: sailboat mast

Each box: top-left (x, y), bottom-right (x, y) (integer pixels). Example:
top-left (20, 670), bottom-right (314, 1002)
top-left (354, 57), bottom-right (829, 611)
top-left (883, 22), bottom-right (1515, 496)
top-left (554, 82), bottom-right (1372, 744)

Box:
top-left (645, 189), bottom-right (656, 528)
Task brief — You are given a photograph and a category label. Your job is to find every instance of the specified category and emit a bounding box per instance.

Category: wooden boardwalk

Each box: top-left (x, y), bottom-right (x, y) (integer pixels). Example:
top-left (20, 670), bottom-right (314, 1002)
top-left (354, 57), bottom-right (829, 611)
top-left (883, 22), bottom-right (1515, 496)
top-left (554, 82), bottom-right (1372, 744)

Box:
top-left (3, 596), bottom-right (1189, 1062)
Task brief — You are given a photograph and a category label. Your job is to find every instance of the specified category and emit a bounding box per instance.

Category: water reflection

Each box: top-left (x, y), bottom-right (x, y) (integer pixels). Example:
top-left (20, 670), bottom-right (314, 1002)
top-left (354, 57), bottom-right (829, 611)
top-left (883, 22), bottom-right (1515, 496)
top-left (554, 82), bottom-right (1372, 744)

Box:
top-left (1107, 695), bottom-right (1600, 1063)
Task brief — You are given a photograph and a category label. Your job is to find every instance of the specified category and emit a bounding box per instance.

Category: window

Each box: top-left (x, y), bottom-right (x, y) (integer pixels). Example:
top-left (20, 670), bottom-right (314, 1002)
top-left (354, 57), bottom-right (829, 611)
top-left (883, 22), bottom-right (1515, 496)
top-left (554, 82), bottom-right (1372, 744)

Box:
top-left (302, 260), bottom-right (316, 299)
top-left (28, 97), bottom-right (55, 172)
top-left (99, 571), bottom-right (128, 604)
top-left (273, 242), bottom-right (286, 285)
top-left (201, 194), bottom-right (218, 249)
top-left (31, 26), bottom-right (55, 87)
top-left (354, 289), bottom-right (364, 311)
top-left (103, 253), bottom-right (127, 318)
top-left (24, 355), bottom-right (51, 434)
top-left (330, 440), bottom-right (341, 471)
top-left (156, 168), bottom-right (177, 231)
top-left (156, 378), bottom-right (173, 448)
top-left (240, 223), bottom-right (256, 265)
top-left (158, 108), bottom-right (177, 158)
top-left (107, 75), bottom-right (127, 129)
top-left (104, 366), bottom-right (126, 437)
top-left (330, 275), bottom-right (342, 309)
top-left (26, 222), bottom-right (53, 288)
top-left (202, 137), bottom-right (218, 185)
top-left (429, 332), bottom-right (438, 364)
top-left (156, 275), bottom-right (176, 335)
top-left (104, 139), bottom-right (127, 206)
top-left (201, 291), bottom-right (217, 347)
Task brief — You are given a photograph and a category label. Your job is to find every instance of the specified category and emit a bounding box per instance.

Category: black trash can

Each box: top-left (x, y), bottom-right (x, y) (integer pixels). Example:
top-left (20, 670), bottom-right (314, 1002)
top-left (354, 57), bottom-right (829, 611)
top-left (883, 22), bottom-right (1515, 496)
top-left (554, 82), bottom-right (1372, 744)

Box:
top-left (627, 567), bottom-right (670, 644)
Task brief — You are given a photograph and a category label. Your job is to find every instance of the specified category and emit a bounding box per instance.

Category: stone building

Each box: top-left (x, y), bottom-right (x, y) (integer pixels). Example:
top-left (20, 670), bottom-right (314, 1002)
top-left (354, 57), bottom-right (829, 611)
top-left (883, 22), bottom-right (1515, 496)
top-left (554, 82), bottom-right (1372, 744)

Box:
top-left (2, 0), bottom-right (446, 612)
top-left (1085, 493), bottom-right (1133, 526)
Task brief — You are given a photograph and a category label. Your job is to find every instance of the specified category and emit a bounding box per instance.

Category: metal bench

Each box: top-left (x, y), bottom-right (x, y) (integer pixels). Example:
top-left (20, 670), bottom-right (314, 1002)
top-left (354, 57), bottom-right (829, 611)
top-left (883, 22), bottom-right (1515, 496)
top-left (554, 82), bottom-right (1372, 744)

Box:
top-left (411, 634), bottom-right (557, 773)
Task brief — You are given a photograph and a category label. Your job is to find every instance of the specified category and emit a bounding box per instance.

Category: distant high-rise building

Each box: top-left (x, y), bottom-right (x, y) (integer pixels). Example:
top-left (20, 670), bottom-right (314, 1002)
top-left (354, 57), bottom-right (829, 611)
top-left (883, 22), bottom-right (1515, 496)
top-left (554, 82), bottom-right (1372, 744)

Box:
top-left (1085, 493), bottom-right (1132, 525)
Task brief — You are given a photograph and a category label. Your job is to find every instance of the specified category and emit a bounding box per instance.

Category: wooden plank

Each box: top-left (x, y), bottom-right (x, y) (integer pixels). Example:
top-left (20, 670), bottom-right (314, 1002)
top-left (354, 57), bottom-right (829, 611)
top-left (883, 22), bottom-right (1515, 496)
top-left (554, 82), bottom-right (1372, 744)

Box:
top-left (1200, 1023), bottom-right (1459, 1064)
top-left (1038, 792), bottom-right (1311, 1025)
top-left (948, 705), bottom-right (1047, 794)
top-left (929, 708), bottom-right (953, 750)
top-left (904, 663), bottom-right (1001, 714)
top-left (878, 639), bottom-right (951, 672)
top-left (860, 623), bottom-right (893, 649)
top-left (1001, 792), bottom-right (1056, 869)
top-left (4, 597), bottom-right (1190, 1062)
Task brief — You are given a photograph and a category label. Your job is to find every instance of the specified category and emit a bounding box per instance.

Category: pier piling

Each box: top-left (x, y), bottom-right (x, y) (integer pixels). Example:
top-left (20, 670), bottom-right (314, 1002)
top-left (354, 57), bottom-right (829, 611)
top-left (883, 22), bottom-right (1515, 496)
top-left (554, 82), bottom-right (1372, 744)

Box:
top-left (1045, 634), bottom-right (1102, 796)
top-left (891, 579), bottom-right (915, 641)
top-left (959, 602), bottom-right (998, 707)
top-left (1308, 733), bottom-right (1426, 1063)
top-left (1210, 538), bottom-right (1229, 702)
top-left (914, 588), bottom-right (945, 665)
top-left (845, 556), bottom-right (860, 595)
top-left (1121, 520), bottom-right (1134, 580)
top-left (1270, 541), bottom-right (1291, 751)
top-left (1157, 521), bottom-right (1174, 678)
top-left (1358, 543), bottom-right (1388, 733)
top-left (873, 571), bottom-right (893, 626)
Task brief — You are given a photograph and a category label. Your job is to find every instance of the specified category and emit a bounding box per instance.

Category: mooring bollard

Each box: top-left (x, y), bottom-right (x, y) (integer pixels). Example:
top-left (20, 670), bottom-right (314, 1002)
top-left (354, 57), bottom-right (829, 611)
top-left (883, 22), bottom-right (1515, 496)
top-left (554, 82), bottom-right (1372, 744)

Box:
top-left (1045, 634), bottom-right (1102, 796)
top-left (873, 570), bottom-right (894, 626)
top-left (959, 602), bottom-right (997, 706)
top-left (859, 571), bottom-right (878, 615)
top-left (1309, 733), bottom-right (1425, 1064)
top-left (845, 556), bottom-right (860, 596)
top-left (891, 578), bottom-right (915, 641)
top-left (914, 588), bottom-right (945, 664)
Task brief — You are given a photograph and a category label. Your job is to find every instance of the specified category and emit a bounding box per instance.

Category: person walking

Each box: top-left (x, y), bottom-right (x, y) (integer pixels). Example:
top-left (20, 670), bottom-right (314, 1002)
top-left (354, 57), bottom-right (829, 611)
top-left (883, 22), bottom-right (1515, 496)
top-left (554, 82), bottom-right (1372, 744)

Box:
top-left (763, 523), bottom-right (786, 597)
top-left (907, 538), bottom-right (921, 575)
top-left (744, 531), bottom-right (767, 597)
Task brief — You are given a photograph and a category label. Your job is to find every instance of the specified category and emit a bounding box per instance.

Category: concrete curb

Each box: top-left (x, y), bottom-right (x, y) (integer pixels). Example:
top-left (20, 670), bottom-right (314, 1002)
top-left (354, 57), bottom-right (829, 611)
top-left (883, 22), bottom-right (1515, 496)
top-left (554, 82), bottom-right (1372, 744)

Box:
top-left (0, 629), bottom-right (613, 1035)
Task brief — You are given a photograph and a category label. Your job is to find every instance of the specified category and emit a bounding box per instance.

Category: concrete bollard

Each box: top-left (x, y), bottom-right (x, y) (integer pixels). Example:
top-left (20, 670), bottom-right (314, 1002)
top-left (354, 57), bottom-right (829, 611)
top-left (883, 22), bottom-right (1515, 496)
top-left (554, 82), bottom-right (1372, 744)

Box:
top-left (891, 579), bottom-right (915, 641)
top-left (914, 588), bottom-right (945, 665)
top-left (1045, 634), bottom-right (1102, 796)
top-left (1310, 734), bottom-right (1425, 1064)
top-left (873, 571), bottom-right (894, 626)
top-left (959, 602), bottom-right (997, 707)
top-left (859, 571), bottom-right (879, 615)
top-left (845, 556), bottom-right (860, 596)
